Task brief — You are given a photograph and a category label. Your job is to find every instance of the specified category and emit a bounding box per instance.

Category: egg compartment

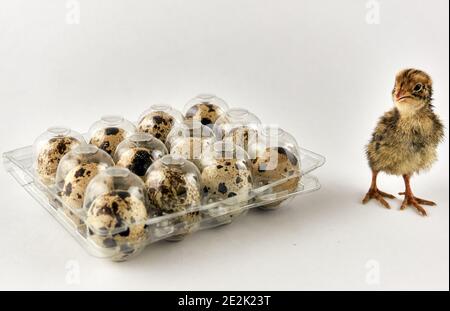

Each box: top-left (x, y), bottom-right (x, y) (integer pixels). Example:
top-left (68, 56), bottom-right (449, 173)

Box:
top-left (54, 144), bottom-right (116, 226)
top-left (248, 126), bottom-right (303, 209)
top-left (114, 132), bottom-right (168, 179)
top-left (82, 167), bottom-right (150, 261)
top-left (137, 104), bottom-right (183, 143)
top-left (213, 108), bottom-right (262, 151)
top-left (88, 115), bottom-right (137, 156)
top-left (166, 120), bottom-right (217, 170)
top-left (84, 216), bottom-right (150, 262)
top-left (32, 127), bottom-right (85, 188)
top-left (144, 155), bottom-right (203, 242)
top-left (198, 141), bottom-right (254, 225)
top-left (183, 94), bottom-right (229, 128)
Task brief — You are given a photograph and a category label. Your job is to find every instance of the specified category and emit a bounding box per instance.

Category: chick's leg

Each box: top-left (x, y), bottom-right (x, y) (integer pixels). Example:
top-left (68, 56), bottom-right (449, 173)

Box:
top-left (399, 175), bottom-right (436, 216)
top-left (362, 170), bottom-right (395, 209)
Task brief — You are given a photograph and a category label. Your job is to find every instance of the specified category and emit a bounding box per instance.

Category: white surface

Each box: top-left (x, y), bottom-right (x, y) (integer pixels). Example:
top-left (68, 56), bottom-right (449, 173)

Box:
top-left (0, 0), bottom-right (448, 290)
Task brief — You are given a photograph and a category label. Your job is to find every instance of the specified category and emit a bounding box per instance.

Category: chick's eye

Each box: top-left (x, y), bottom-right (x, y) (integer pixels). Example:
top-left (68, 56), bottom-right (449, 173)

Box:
top-left (413, 83), bottom-right (423, 92)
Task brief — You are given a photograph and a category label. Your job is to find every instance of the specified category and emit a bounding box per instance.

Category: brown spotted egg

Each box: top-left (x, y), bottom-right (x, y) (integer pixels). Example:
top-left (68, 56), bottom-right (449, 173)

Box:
top-left (200, 158), bottom-right (252, 224)
top-left (185, 103), bottom-right (226, 128)
top-left (201, 159), bottom-right (252, 201)
top-left (138, 111), bottom-right (176, 143)
top-left (90, 127), bottom-right (126, 155)
top-left (86, 191), bottom-right (148, 261)
top-left (36, 136), bottom-right (82, 185)
top-left (145, 157), bottom-right (201, 241)
top-left (60, 162), bottom-right (107, 226)
top-left (251, 147), bottom-right (301, 208)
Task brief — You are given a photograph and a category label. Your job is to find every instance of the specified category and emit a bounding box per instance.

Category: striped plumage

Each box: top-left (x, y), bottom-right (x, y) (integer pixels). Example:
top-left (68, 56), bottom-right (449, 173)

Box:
top-left (363, 69), bottom-right (444, 216)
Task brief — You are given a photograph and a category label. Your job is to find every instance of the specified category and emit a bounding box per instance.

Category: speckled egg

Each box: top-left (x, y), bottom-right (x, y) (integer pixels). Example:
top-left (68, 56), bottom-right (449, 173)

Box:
top-left (145, 164), bottom-right (201, 240)
top-left (251, 147), bottom-right (301, 208)
top-left (89, 127), bottom-right (126, 156)
top-left (138, 111), bottom-right (175, 143)
top-left (60, 163), bottom-right (105, 225)
top-left (201, 158), bottom-right (252, 223)
top-left (202, 159), bottom-right (252, 200)
top-left (185, 103), bottom-right (225, 128)
top-left (116, 148), bottom-right (155, 178)
top-left (36, 136), bottom-right (81, 185)
top-left (86, 191), bottom-right (148, 261)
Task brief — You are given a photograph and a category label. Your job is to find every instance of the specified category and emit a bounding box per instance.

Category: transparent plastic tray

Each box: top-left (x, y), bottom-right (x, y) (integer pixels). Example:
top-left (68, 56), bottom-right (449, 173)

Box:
top-left (3, 145), bottom-right (325, 261)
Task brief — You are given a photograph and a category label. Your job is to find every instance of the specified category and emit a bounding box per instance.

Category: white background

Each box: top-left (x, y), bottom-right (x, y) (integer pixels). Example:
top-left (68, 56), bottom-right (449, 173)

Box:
top-left (0, 0), bottom-right (448, 290)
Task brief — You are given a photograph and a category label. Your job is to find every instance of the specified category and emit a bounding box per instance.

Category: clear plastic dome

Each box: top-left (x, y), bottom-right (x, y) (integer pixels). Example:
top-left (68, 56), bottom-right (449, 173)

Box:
top-left (55, 144), bottom-right (115, 226)
top-left (200, 141), bottom-right (253, 224)
top-left (144, 155), bottom-right (202, 241)
top-left (114, 132), bottom-right (168, 179)
top-left (88, 115), bottom-right (137, 156)
top-left (248, 126), bottom-right (302, 209)
top-left (166, 120), bottom-right (216, 169)
top-left (32, 126), bottom-right (85, 186)
top-left (213, 108), bottom-right (262, 151)
top-left (184, 94), bottom-right (229, 128)
top-left (84, 167), bottom-right (149, 261)
top-left (137, 104), bottom-right (183, 143)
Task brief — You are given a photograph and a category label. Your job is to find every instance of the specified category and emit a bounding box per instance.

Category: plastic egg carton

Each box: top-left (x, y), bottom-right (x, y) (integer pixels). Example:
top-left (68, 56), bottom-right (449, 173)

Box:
top-left (3, 145), bottom-right (324, 260)
top-left (3, 97), bottom-right (325, 261)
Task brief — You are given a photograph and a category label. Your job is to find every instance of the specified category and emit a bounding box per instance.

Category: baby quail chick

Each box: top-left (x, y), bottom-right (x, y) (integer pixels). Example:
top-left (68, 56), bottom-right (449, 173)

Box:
top-left (363, 69), bottom-right (444, 216)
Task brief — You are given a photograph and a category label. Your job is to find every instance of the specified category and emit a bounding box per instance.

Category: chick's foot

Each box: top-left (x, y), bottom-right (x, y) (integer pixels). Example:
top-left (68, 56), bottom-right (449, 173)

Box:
top-left (399, 192), bottom-right (436, 216)
top-left (398, 192), bottom-right (436, 206)
top-left (399, 175), bottom-right (437, 216)
top-left (362, 188), bottom-right (395, 209)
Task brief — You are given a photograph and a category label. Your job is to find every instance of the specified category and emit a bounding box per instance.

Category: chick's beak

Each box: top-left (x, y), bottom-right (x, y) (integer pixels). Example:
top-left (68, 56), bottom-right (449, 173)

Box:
top-left (395, 90), bottom-right (410, 101)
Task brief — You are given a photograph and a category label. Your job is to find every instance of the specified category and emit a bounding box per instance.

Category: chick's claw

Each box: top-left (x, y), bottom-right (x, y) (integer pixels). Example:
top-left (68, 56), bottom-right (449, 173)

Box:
top-left (362, 188), bottom-right (395, 209)
top-left (377, 190), bottom-right (396, 199)
top-left (398, 192), bottom-right (437, 206)
top-left (400, 195), bottom-right (428, 216)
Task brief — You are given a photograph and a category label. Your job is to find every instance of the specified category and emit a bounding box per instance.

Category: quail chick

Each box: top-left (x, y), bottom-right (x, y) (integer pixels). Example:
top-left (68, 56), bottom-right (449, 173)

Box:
top-left (363, 69), bottom-right (444, 216)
